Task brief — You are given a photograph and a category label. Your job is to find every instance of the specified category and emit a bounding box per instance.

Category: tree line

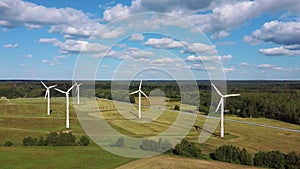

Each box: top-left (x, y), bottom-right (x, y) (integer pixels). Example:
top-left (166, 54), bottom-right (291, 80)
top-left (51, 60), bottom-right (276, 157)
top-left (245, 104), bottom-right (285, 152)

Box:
top-left (210, 144), bottom-right (300, 169)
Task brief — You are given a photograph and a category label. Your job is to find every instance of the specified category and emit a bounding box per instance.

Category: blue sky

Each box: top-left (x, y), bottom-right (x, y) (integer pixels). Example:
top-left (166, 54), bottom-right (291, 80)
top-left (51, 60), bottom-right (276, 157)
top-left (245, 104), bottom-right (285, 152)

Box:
top-left (0, 0), bottom-right (300, 80)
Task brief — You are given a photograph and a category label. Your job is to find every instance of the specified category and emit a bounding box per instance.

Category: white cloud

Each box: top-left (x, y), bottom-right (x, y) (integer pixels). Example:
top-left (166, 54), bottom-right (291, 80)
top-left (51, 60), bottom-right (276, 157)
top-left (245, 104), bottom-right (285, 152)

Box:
top-left (239, 62), bottom-right (250, 68)
top-left (0, 0), bottom-right (103, 39)
top-left (103, 3), bottom-right (130, 22)
top-left (42, 59), bottom-right (59, 66)
top-left (98, 27), bottom-right (124, 39)
top-left (40, 38), bottom-right (110, 54)
top-left (25, 54), bottom-right (32, 58)
top-left (244, 21), bottom-right (300, 46)
top-left (186, 54), bottom-right (232, 62)
top-left (210, 30), bottom-right (229, 39)
top-left (101, 0), bottom-right (300, 39)
top-left (259, 45), bottom-right (300, 56)
top-left (186, 43), bottom-right (216, 54)
top-left (54, 55), bottom-right (65, 59)
top-left (223, 66), bottom-right (235, 73)
top-left (39, 38), bottom-right (60, 45)
top-left (106, 47), bottom-right (154, 60)
top-left (258, 64), bottom-right (300, 71)
top-left (144, 37), bottom-right (184, 49)
top-left (3, 43), bottom-right (18, 48)
top-left (60, 40), bottom-right (110, 54)
top-left (129, 33), bottom-right (144, 41)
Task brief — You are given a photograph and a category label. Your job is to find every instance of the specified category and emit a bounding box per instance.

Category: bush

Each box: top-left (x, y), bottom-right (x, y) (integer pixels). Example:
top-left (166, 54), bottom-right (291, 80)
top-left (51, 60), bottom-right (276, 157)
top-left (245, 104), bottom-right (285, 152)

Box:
top-left (210, 145), bottom-right (252, 166)
top-left (115, 137), bottom-right (124, 147)
top-left (253, 151), bottom-right (285, 169)
top-left (174, 105), bottom-right (180, 111)
top-left (46, 132), bottom-right (76, 146)
top-left (23, 136), bottom-right (38, 146)
top-left (285, 151), bottom-right (300, 169)
top-left (4, 141), bottom-right (13, 146)
top-left (173, 139), bottom-right (202, 158)
top-left (140, 139), bottom-right (172, 153)
top-left (79, 136), bottom-right (90, 146)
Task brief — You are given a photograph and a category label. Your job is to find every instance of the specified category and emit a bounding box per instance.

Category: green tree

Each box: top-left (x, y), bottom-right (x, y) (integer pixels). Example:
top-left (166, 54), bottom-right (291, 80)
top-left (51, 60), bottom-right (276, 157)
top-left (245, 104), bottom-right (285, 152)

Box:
top-left (4, 141), bottom-right (13, 146)
top-left (174, 105), bottom-right (180, 111)
top-left (79, 136), bottom-right (90, 146)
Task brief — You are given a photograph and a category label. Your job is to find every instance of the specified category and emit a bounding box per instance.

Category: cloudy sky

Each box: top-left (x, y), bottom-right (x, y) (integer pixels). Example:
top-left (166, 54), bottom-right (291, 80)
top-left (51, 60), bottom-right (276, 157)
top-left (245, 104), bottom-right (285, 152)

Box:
top-left (0, 0), bottom-right (300, 80)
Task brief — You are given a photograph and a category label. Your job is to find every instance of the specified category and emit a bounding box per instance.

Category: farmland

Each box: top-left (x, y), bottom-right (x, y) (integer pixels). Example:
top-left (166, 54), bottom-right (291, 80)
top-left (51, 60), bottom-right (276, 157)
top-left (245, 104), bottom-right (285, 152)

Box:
top-left (0, 96), bottom-right (299, 168)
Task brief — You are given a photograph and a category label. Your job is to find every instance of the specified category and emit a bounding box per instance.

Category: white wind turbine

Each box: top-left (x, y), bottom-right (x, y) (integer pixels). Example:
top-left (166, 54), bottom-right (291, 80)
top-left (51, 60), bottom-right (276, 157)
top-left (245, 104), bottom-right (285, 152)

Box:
top-left (211, 83), bottom-right (240, 138)
top-left (129, 80), bottom-right (148, 119)
top-left (41, 81), bottom-right (57, 116)
top-left (74, 82), bottom-right (82, 105)
top-left (55, 84), bottom-right (76, 128)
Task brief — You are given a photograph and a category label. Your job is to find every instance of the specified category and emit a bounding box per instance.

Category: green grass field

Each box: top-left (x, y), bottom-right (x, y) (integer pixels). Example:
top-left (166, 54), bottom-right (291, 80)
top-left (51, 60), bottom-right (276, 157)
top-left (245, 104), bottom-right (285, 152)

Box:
top-left (0, 97), bottom-right (299, 168)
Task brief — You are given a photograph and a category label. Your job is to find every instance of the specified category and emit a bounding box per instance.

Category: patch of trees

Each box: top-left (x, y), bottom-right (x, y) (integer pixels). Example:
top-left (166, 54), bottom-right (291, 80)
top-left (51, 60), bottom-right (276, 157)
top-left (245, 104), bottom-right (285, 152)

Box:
top-left (140, 138), bottom-right (172, 153)
top-left (172, 139), bottom-right (202, 158)
top-left (211, 144), bottom-right (300, 169)
top-left (210, 145), bottom-right (252, 165)
top-left (254, 151), bottom-right (300, 169)
top-left (23, 132), bottom-right (89, 146)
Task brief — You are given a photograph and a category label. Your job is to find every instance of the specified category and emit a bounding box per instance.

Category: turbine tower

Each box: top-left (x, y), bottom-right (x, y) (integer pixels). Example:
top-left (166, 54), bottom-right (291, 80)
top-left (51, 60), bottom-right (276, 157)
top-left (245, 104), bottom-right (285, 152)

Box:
top-left (74, 82), bottom-right (82, 105)
top-left (211, 83), bottom-right (240, 138)
top-left (41, 81), bottom-right (57, 115)
top-left (129, 80), bottom-right (148, 119)
top-left (55, 84), bottom-right (76, 128)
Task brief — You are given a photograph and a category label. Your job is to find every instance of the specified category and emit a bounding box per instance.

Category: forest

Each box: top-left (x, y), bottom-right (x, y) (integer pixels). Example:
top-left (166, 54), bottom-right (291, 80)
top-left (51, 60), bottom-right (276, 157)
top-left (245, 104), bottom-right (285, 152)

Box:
top-left (0, 80), bottom-right (299, 125)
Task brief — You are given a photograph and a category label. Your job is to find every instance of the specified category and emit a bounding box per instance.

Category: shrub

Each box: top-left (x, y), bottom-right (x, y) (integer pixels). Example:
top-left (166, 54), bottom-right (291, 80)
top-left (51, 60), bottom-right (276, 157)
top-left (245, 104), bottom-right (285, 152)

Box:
top-left (210, 145), bottom-right (252, 166)
top-left (253, 151), bottom-right (285, 169)
top-left (173, 139), bottom-right (201, 158)
top-left (23, 136), bottom-right (38, 146)
top-left (140, 139), bottom-right (172, 153)
top-left (37, 137), bottom-right (48, 146)
top-left (115, 137), bottom-right (124, 147)
top-left (174, 105), bottom-right (180, 111)
top-left (46, 132), bottom-right (76, 146)
top-left (4, 141), bottom-right (13, 146)
top-left (79, 136), bottom-right (90, 146)
top-left (285, 151), bottom-right (300, 169)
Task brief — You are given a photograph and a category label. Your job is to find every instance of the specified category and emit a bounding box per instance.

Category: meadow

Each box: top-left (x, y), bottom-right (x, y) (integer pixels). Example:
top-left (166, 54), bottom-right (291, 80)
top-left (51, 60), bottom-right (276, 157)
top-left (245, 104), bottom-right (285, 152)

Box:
top-left (0, 97), bottom-right (299, 168)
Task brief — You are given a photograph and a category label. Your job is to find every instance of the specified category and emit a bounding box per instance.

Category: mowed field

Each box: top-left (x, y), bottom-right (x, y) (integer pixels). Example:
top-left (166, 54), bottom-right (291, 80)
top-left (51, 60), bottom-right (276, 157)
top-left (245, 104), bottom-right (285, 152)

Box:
top-left (0, 98), bottom-right (133, 169)
top-left (0, 97), bottom-right (299, 168)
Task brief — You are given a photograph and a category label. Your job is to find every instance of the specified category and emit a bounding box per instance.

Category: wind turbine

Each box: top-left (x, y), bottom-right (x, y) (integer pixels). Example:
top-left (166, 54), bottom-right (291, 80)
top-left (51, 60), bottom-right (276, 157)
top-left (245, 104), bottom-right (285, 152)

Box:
top-left (129, 80), bottom-right (148, 119)
top-left (41, 81), bottom-right (57, 116)
top-left (74, 82), bottom-right (82, 105)
top-left (211, 83), bottom-right (240, 138)
top-left (55, 84), bottom-right (76, 128)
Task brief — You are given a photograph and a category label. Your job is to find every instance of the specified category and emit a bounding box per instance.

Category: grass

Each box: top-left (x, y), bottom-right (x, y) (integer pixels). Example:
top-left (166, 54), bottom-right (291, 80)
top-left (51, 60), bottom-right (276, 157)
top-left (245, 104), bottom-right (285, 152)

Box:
top-left (0, 97), bottom-right (299, 168)
top-left (97, 98), bottom-right (300, 155)
top-left (0, 146), bottom-right (133, 169)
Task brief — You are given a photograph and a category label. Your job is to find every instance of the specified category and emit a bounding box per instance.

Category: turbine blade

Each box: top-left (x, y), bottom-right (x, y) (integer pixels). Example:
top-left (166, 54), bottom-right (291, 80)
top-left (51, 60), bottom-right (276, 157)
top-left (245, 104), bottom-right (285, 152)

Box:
top-left (211, 83), bottom-right (223, 97)
top-left (129, 90), bottom-right (139, 95)
top-left (48, 85), bottom-right (57, 89)
top-left (140, 90), bottom-right (148, 98)
top-left (44, 90), bottom-right (49, 99)
top-left (41, 81), bottom-right (47, 88)
top-left (55, 88), bottom-right (66, 94)
top-left (215, 99), bottom-right (222, 112)
top-left (225, 94), bottom-right (240, 97)
top-left (67, 84), bottom-right (76, 93)
top-left (139, 80), bottom-right (142, 90)
top-left (78, 83), bottom-right (83, 87)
